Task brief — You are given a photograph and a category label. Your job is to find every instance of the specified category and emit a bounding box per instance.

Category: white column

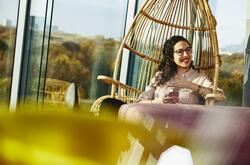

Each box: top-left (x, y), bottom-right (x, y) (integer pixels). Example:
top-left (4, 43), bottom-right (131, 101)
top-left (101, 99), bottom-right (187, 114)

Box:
top-left (9, 0), bottom-right (28, 111)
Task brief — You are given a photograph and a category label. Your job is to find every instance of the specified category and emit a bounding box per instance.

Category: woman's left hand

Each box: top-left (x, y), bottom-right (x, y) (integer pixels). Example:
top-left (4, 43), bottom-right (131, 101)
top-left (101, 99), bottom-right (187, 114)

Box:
top-left (168, 80), bottom-right (196, 90)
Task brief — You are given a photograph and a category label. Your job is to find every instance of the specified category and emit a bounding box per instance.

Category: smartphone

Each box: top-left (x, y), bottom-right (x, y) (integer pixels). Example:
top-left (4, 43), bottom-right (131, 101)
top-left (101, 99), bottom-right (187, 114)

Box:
top-left (168, 91), bottom-right (179, 97)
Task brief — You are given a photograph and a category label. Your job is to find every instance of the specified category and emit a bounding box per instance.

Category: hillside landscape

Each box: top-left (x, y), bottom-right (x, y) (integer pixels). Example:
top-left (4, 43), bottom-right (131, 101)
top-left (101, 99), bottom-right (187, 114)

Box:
top-left (219, 53), bottom-right (244, 106)
top-left (0, 26), bottom-right (247, 106)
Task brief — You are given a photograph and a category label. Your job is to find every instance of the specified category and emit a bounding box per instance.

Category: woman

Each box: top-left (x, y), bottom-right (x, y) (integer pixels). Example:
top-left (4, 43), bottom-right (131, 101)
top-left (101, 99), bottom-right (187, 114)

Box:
top-left (139, 36), bottom-right (224, 104)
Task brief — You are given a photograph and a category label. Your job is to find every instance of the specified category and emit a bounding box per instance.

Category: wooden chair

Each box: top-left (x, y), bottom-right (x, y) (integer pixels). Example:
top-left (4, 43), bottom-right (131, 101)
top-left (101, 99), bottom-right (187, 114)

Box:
top-left (90, 0), bottom-right (225, 116)
top-left (43, 78), bottom-right (70, 104)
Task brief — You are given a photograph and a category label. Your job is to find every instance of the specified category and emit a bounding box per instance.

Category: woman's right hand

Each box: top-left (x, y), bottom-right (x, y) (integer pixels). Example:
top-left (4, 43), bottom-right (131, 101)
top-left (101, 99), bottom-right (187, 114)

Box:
top-left (162, 94), bottom-right (179, 104)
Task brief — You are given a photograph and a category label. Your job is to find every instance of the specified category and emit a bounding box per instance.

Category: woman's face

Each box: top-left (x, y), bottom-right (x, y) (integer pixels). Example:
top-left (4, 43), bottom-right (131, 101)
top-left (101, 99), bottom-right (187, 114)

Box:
top-left (173, 41), bottom-right (192, 69)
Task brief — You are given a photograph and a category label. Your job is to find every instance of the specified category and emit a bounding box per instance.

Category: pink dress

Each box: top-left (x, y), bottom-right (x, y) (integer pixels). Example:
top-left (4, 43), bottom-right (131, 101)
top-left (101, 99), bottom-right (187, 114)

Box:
top-left (139, 69), bottom-right (215, 104)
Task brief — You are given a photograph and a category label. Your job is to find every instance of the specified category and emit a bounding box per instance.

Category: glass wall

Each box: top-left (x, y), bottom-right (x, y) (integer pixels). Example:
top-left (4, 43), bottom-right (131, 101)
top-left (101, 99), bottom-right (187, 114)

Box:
top-left (0, 0), bottom-right (19, 105)
top-left (43, 0), bottom-right (128, 107)
top-left (126, 0), bottom-right (145, 88)
top-left (17, 0), bottom-right (54, 105)
top-left (1, 0), bottom-right (245, 108)
top-left (214, 0), bottom-right (246, 106)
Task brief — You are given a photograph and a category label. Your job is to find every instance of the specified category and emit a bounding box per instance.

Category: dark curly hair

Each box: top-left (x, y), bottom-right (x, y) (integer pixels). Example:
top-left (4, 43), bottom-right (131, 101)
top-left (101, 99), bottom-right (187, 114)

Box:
top-left (157, 36), bottom-right (193, 85)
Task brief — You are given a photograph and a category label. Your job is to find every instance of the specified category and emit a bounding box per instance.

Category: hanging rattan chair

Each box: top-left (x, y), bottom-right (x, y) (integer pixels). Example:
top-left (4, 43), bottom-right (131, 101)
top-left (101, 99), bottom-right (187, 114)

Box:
top-left (90, 0), bottom-right (225, 115)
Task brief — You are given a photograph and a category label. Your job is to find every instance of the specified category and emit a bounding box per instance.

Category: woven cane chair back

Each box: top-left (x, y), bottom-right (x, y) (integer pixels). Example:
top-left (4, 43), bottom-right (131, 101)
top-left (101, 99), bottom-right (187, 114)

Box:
top-left (91, 0), bottom-right (222, 115)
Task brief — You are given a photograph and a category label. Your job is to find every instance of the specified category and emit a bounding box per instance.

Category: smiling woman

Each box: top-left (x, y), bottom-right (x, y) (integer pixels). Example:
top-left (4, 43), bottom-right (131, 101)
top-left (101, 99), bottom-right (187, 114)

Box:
top-left (139, 36), bottom-right (225, 105)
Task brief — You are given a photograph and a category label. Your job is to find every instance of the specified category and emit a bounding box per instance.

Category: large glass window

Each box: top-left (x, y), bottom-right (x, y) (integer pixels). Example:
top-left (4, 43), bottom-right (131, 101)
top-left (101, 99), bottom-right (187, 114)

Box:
top-left (126, 0), bottom-right (145, 88)
top-left (0, 0), bottom-right (19, 106)
top-left (17, 0), bottom-right (54, 105)
top-left (43, 0), bottom-right (128, 107)
top-left (213, 0), bottom-right (246, 106)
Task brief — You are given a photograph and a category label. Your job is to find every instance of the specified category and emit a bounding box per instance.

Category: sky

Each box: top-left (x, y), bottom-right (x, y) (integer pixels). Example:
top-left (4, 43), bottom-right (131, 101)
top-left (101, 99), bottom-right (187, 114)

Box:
top-left (210, 0), bottom-right (247, 48)
top-left (0, 0), bottom-right (247, 50)
top-left (52, 0), bottom-right (127, 39)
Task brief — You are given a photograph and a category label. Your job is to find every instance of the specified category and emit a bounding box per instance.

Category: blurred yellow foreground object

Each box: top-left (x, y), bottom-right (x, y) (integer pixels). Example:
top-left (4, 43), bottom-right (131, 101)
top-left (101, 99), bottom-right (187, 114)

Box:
top-left (0, 112), bottom-right (142, 165)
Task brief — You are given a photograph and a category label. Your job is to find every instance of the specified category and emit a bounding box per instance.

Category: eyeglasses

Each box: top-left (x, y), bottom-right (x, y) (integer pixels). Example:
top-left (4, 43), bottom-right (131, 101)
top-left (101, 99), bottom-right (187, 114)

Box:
top-left (174, 47), bottom-right (192, 56)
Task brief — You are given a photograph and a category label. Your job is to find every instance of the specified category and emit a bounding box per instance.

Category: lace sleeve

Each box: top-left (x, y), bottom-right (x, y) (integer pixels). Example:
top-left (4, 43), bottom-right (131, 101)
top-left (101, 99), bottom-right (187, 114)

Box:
top-left (137, 71), bottom-right (162, 101)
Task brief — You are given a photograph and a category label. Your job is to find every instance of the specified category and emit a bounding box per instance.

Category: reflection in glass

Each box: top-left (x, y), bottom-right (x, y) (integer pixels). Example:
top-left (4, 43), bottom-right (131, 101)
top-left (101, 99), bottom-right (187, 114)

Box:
top-left (20, 0), bottom-right (54, 105)
top-left (0, 0), bottom-right (19, 105)
top-left (45, 0), bottom-right (128, 107)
